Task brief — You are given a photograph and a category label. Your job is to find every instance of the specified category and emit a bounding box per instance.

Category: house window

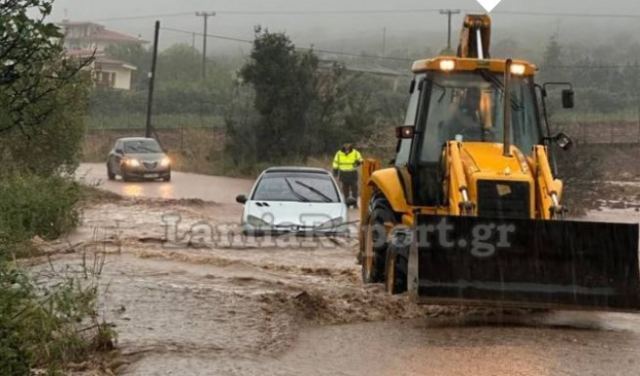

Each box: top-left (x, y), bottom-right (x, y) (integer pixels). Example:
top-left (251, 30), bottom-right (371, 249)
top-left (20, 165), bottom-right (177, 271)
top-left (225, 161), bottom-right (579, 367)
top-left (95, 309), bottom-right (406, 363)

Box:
top-left (96, 71), bottom-right (115, 88)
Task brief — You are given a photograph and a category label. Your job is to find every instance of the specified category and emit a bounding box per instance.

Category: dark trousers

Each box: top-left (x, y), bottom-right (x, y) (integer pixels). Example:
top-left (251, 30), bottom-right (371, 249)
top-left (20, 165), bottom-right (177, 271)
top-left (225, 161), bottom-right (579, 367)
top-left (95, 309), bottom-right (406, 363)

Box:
top-left (339, 170), bottom-right (359, 201)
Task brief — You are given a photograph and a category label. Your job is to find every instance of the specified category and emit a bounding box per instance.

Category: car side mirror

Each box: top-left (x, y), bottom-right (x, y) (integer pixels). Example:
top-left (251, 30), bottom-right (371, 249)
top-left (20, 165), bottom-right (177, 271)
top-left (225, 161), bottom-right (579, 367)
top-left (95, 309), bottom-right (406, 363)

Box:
top-left (345, 197), bottom-right (358, 207)
top-left (562, 89), bottom-right (575, 109)
top-left (555, 132), bottom-right (573, 151)
top-left (115, 148), bottom-right (124, 155)
top-left (236, 194), bottom-right (248, 204)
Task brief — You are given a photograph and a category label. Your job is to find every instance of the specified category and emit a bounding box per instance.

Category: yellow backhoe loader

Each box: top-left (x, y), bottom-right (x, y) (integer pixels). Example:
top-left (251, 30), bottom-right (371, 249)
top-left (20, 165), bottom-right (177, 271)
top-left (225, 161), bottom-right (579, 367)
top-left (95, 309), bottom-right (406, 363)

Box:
top-left (359, 15), bottom-right (640, 311)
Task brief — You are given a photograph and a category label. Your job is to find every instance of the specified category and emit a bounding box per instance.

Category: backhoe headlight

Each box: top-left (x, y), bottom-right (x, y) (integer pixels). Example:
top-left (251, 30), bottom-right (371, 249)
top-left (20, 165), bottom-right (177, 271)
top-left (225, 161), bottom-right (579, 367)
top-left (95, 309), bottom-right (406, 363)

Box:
top-left (160, 157), bottom-right (171, 167)
top-left (439, 59), bottom-right (455, 72)
top-left (125, 158), bottom-right (140, 167)
top-left (510, 63), bottom-right (526, 76)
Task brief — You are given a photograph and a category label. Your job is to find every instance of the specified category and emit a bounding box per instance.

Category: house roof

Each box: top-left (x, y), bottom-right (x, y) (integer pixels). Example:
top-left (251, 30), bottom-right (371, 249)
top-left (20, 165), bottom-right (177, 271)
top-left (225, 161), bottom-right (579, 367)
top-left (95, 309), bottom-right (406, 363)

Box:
top-left (64, 49), bottom-right (102, 58)
top-left (63, 50), bottom-right (137, 71)
top-left (95, 56), bottom-right (137, 71)
top-left (60, 21), bottom-right (147, 44)
top-left (89, 28), bottom-right (147, 44)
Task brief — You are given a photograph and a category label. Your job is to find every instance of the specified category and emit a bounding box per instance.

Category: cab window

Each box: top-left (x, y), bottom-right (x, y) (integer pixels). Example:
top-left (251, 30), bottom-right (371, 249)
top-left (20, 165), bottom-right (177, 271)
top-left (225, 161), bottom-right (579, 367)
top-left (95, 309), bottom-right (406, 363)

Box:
top-left (395, 75), bottom-right (424, 167)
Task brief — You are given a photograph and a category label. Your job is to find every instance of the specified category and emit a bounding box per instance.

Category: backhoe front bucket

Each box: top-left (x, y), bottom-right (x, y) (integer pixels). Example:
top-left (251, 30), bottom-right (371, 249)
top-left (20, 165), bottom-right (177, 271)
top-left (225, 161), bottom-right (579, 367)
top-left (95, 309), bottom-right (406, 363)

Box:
top-left (412, 215), bottom-right (640, 311)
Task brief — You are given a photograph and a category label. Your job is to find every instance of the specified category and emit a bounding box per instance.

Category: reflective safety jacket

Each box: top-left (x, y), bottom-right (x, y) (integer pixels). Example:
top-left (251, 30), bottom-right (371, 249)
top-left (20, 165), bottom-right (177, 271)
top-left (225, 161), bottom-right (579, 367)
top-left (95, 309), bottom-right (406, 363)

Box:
top-left (333, 149), bottom-right (363, 172)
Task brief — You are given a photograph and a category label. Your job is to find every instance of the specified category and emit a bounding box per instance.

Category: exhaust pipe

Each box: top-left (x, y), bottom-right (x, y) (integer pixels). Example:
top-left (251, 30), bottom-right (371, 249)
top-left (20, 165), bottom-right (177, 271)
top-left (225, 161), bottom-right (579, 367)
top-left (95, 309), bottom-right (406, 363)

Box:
top-left (503, 58), bottom-right (513, 157)
top-left (476, 28), bottom-right (484, 59)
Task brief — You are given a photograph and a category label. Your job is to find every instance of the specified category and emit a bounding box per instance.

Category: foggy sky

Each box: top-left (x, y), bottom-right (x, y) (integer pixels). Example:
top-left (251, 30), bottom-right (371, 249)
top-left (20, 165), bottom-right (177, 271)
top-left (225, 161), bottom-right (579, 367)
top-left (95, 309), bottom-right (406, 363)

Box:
top-left (49, 0), bottom-right (640, 57)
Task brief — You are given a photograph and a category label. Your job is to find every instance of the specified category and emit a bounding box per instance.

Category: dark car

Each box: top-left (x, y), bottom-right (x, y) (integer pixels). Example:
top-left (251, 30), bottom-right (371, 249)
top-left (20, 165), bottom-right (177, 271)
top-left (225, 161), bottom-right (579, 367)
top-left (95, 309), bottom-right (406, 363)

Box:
top-left (106, 137), bottom-right (171, 182)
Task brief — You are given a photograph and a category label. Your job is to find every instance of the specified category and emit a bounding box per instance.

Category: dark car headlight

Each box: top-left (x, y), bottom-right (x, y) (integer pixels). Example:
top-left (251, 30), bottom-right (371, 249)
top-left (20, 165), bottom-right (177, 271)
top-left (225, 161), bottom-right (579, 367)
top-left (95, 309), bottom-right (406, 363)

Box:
top-left (124, 158), bottom-right (141, 167)
top-left (160, 157), bottom-right (171, 167)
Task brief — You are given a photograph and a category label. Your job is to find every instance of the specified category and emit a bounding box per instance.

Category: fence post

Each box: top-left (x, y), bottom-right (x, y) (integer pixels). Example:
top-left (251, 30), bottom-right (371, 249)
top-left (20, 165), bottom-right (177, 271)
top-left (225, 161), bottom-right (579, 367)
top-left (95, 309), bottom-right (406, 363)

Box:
top-left (180, 123), bottom-right (184, 152)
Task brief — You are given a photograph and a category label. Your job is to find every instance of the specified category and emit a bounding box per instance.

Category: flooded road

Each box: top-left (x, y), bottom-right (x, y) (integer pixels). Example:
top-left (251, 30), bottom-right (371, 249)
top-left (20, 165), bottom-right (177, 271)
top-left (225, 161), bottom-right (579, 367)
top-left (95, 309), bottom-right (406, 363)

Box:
top-left (40, 170), bottom-right (640, 375)
top-left (76, 163), bottom-right (254, 203)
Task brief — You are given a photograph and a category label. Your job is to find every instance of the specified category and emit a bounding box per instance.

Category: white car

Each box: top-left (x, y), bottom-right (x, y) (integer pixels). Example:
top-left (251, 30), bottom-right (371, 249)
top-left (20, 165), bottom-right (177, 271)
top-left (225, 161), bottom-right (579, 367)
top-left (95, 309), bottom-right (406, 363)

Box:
top-left (236, 167), bottom-right (355, 236)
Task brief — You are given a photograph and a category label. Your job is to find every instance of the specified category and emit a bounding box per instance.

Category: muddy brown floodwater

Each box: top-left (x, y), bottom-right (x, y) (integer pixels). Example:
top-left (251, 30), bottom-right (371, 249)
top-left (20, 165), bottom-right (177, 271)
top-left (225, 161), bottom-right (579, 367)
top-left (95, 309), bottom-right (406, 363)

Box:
top-left (32, 168), bottom-right (640, 375)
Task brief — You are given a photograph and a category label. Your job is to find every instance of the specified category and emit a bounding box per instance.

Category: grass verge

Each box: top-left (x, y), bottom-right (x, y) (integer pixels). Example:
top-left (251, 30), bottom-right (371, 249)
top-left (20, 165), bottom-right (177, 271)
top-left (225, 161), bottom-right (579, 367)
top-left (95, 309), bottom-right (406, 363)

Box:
top-left (0, 174), bottom-right (117, 374)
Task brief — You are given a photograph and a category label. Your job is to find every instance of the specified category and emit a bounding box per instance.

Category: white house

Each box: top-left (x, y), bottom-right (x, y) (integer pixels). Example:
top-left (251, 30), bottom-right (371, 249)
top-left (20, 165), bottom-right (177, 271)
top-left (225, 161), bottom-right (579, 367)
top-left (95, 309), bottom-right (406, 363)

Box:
top-left (59, 21), bottom-right (146, 90)
top-left (94, 57), bottom-right (138, 90)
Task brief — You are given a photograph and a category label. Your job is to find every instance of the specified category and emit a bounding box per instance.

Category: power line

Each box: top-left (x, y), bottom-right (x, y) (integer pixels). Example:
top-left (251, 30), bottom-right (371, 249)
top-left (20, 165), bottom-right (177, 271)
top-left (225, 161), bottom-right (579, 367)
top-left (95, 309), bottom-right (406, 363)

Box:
top-left (216, 9), bottom-right (442, 15)
top-left (94, 12), bottom-right (194, 22)
top-left (91, 8), bottom-right (640, 23)
top-left (161, 27), bottom-right (640, 70)
top-left (94, 9), bottom-right (443, 22)
top-left (161, 27), bottom-right (253, 44)
top-left (490, 10), bottom-right (640, 19)
top-left (161, 27), bottom-right (412, 62)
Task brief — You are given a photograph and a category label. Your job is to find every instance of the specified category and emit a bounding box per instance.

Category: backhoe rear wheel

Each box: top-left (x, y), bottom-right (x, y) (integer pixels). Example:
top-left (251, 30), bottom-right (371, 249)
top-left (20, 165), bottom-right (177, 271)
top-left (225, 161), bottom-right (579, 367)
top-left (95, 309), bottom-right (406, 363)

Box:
top-left (385, 241), bottom-right (408, 295)
top-left (362, 199), bottom-right (397, 284)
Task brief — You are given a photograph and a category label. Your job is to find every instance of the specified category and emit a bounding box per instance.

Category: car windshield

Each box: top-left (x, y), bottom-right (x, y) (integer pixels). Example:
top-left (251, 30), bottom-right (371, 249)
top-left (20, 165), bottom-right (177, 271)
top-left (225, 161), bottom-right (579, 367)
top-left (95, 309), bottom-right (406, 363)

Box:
top-left (252, 173), bottom-right (340, 203)
top-left (123, 139), bottom-right (162, 154)
top-left (419, 71), bottom-right (540, 162)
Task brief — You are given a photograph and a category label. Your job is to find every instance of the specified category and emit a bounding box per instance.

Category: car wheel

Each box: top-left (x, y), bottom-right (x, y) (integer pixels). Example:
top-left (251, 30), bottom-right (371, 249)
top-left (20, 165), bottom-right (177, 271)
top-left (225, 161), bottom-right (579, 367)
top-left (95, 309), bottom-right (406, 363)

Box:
top-left (362, 198), bottom-right (397, 284)
top-left (163, 173), bottom-right (171, 182)
top-left (107, 164), bottom-right (115, 180)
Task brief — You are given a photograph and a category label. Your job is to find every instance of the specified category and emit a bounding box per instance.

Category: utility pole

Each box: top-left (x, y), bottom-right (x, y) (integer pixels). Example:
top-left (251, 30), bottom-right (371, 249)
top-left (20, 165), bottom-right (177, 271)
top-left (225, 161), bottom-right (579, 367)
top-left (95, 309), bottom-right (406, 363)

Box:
top-left (145, 20), bottom-right (160, 139)
top-left (195, 11), bottom-right (216, 79)
top-left (381, 27), bottom-right (387, 57)
top-left (439, 9), bottom-right (461, 51)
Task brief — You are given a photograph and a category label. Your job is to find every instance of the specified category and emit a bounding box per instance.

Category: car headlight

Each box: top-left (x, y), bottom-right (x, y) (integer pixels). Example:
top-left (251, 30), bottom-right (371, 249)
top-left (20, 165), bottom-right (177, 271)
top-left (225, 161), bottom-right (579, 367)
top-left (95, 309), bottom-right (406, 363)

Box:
top-left (125, 158), bottom-right (140, 167)
top-left (246, 215), bottom-right (270, 228)
top-left (317, 217), bottom-right (345, 230)
top-left (160, 157), bottom-right (171, 167)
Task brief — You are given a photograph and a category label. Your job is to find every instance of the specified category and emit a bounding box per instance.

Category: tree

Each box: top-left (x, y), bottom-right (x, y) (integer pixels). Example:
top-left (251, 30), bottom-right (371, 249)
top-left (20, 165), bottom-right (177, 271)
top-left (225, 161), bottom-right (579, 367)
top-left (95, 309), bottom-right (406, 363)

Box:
top-left (235, 28), bottom-right (319, 162)
top-left (0, 0), bottom-right (90, 175)
top-left (157, 44), bottom-right (202, 82)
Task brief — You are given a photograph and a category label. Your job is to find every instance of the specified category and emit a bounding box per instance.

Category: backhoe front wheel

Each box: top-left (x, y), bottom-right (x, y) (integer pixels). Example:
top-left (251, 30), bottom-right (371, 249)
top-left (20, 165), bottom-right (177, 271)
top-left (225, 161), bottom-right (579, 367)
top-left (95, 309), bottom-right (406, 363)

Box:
top-left (385, 237), bottom-right (408, 295)
top-left (362, 201), bottom-right (397, 284)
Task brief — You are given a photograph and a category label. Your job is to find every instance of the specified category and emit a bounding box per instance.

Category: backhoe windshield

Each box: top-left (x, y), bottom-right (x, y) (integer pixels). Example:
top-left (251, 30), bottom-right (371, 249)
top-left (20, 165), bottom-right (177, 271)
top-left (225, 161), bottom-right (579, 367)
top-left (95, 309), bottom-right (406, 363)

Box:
top-left (419, 71), bottom-right (540, 162)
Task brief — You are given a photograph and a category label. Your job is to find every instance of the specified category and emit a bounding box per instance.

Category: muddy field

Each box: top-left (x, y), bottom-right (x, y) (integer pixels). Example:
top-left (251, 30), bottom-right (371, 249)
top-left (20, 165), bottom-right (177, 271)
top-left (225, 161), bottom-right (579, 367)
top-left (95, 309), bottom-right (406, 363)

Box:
top-left (30, 164), bottom-right (640, 375)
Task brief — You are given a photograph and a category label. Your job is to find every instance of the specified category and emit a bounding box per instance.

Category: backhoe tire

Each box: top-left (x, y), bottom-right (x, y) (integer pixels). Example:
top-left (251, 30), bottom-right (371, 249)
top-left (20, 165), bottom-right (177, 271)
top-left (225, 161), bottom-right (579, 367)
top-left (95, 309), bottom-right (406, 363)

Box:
top-left (362, 199), bottom-right (397, 284)
top-left (385, 240), bottom-right (408, 295)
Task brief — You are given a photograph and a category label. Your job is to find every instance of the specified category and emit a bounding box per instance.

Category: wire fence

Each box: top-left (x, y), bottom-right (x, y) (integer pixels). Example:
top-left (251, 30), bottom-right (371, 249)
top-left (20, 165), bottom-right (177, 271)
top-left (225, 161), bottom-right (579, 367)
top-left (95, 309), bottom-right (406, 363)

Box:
top-left (557, 121), bottom-right (640, 145)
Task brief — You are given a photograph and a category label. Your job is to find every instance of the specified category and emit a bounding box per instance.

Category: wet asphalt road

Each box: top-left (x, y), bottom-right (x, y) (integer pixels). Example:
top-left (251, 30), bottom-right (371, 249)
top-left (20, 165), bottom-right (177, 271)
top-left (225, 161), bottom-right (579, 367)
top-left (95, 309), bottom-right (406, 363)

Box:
top-left (76, 163), bottom-right (254, 204)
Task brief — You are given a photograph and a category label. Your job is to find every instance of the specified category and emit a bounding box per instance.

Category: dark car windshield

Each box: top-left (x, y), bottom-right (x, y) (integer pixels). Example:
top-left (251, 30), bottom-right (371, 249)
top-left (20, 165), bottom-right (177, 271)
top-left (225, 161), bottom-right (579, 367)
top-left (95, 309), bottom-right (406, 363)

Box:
top-left (252, 172), bottom-right (340, 203)
top-left (123, 140), bottom-right (162, 154)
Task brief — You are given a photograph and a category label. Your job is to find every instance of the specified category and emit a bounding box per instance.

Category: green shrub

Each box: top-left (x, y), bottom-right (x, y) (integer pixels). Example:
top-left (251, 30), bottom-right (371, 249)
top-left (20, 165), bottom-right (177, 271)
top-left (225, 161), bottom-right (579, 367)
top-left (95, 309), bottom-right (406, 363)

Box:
top-left (0, 175), bottom-right (80, 250)
top-left (0, 260), bottom-right (111, 374)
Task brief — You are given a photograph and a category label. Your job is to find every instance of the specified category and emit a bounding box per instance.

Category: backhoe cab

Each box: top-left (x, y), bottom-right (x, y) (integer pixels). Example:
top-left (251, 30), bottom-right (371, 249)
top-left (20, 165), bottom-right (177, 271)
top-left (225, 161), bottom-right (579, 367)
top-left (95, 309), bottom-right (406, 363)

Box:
top-left (359, 15), bottom-right (640, 311)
